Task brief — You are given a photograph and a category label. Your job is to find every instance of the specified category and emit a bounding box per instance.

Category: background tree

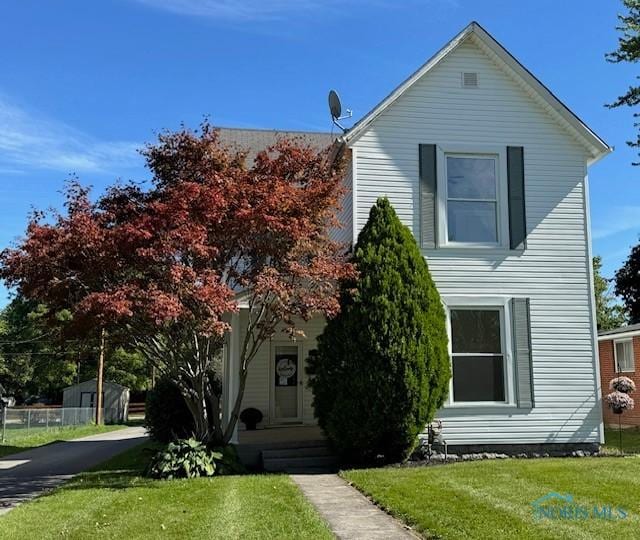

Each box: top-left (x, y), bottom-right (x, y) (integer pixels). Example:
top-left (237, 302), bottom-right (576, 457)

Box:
top-left (72, 343), bottom-right (151, 394)
top-left (0, 296), bottom-right (150, 402)
top-left (593, 256), bottom-right (627, 330)
top-left (0, 297), bottom-right (77, 402)
top-left (307, 198), bottom-right (450, 464)
top-left (103, 348), bottom-right (150, 393)
top-left (607, 0), bottom-right (640, 164)
top-left (0, 123), bottom-right (354, 445)
top-left (615, 241), bottom-right (640, 323)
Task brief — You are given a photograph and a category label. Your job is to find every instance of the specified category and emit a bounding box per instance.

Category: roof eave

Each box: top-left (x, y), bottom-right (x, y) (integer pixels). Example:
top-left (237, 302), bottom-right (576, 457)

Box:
top-left (341, 21), bottom-right (611, 162)
top-left (341, 22), bottom-right (476, 145)
top-left (469, 23), bottom-right (611, 163)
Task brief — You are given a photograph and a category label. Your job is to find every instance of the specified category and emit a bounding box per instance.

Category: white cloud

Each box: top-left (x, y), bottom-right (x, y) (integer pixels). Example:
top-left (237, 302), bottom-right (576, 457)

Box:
top-left (592, 206), bottom-right (640, 240)
top-left (134, 0), bottom-right (350, 20)
top-left (0, 95), bottom-right (141, 174)
top-left (131, 0), bottom-right (307, 20)
top-left (130, 0), bottom-right (454, 21)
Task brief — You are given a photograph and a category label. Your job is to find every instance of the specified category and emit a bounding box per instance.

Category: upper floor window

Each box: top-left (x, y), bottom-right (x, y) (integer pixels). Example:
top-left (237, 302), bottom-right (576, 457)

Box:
top-left (420, 144), bottom-right (527, 251)
top-left (446, 155), bottom-right (499, 244)
top-left (615, 339), bottom-right (635, 373)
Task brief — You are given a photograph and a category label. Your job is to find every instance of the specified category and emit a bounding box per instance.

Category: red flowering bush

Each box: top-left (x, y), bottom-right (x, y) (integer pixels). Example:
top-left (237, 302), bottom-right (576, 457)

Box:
top-left (0, 123), bottom-right (356, 444)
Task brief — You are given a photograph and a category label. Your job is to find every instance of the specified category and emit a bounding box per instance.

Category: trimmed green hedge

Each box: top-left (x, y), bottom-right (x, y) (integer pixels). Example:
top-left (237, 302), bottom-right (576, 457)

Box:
top-left (145, 377), bottom-right (195, 443)
top-left (308, 198), bottom-right (450, 464)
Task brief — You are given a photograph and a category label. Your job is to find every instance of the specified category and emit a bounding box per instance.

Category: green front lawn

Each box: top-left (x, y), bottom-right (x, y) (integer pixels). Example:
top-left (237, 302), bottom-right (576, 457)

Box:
top-left (343, 457), bottom-right (640, 540)
top-left (0, 424), bottom-right (126, 458)
top-left (0, 442), bottom-right (332, 540)
top-left (603, 427), bottom-right (640, 454)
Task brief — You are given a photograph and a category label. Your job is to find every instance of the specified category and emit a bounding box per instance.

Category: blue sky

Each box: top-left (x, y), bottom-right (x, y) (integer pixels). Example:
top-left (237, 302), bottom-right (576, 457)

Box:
top-left (0, 0), bottom-right (637, 305)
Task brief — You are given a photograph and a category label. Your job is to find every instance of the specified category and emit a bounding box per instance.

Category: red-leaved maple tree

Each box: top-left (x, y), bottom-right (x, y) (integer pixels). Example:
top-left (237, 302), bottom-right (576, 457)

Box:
top-left (0, 123), bottom-right (355, 444)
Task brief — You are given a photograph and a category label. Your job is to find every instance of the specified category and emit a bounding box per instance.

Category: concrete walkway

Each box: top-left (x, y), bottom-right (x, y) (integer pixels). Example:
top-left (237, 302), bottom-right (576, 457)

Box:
top-left (291, 473), bottom-right (417, 539)
top-left (0, 426), bottom-right (147, 514)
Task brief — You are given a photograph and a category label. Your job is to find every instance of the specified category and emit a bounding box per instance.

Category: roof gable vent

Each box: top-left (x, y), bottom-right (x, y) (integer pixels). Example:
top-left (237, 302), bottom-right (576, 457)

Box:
top-left (462, 72), bottom-right (478, 88)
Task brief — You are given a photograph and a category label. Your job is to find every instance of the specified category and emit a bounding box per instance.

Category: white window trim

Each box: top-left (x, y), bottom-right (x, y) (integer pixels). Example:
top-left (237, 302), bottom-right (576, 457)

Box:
top-left (442, 295), bottom-right (515, 408)
top-left (614, 338), bottom-right (635, 373)
top-left (436, 144), bottom-right (509, 249)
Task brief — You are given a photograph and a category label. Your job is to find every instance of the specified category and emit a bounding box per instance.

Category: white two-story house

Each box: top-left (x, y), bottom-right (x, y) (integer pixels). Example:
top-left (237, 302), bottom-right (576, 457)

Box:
top-left (218, 22), bottom-right (611, 466)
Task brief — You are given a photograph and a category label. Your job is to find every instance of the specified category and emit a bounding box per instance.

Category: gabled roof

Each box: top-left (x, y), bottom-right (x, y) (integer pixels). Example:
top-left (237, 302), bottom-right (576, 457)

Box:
top-left (341, 22), bottom-right (611, 165)
top-left (216, 127), bottom-right (335, 165)
top-left (63, 378), bottom-right (129, 391)
top-left (598, 323), bottom-right (640, 339)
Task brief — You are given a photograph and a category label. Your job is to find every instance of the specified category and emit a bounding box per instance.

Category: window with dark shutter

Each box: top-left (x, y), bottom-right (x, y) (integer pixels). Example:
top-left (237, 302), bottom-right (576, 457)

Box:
top-left (446, 297), bottom-right (534, 408)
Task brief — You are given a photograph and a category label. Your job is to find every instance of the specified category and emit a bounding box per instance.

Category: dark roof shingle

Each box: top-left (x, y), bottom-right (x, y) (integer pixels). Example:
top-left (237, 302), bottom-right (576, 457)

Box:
top-left (216, 127), bottom-right (335, 166)
top-left (598, 323), bottom-right (640, 337)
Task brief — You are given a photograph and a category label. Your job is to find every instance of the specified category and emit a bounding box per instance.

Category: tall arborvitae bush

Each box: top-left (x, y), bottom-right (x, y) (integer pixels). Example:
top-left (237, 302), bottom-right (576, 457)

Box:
top-left (307, 198), bottom-right (450, 464)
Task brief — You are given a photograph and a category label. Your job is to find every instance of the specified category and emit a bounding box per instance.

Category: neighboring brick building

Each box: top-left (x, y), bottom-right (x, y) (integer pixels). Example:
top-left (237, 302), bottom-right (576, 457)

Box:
top-left (598, 324), bottom-right (640, 427)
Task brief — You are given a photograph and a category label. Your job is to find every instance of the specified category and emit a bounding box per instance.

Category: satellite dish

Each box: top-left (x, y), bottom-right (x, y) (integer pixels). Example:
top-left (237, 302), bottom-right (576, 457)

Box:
top-left (328, 90), bottom-right (342, 120)
top-left (327, 89), bottom-right (352, 133)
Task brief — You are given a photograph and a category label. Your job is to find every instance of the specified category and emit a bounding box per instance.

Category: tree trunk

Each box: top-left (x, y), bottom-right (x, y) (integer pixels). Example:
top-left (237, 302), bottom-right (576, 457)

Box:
top-left (95, 329), bottom-right (106, 425)
top-left (175, 373), bottom-right (225, 446)
top-left (223, 367), bottom-right (249, 444)
top-left (133, 332), bottom-right (226, 445)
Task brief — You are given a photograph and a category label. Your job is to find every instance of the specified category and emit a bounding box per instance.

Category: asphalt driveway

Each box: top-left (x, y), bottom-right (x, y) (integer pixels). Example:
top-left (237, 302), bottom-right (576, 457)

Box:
top-left (0, 426), bottom-right (147, 514)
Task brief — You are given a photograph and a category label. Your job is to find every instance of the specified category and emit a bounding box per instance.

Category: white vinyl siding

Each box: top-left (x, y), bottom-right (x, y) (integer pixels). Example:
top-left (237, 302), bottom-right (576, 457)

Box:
top-left (329, 154), bottom-right (353, 247)
top-left (350, 38), bottom-right (599, 445)
top-left (614, 340), bottom-right (635, 373)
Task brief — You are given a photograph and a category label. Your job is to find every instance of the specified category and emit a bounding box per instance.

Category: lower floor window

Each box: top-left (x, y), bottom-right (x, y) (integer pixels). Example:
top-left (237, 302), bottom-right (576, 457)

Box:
top-left (450, 307), bottom-right (506, 402)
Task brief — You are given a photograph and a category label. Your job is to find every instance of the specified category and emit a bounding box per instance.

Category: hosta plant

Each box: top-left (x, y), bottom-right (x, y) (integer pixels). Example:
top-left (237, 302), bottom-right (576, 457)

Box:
top-left (610, 376), bottom-right (636, 394)
top-left (147, 438), bottom-right (221, 479)
top-left (605, 391), bottom-right (635, 413)
top-left (209, 444), bottom-right (246, 475)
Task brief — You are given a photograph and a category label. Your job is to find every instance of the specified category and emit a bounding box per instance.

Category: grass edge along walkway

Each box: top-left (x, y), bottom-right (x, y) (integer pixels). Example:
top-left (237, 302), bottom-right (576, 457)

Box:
top-left (292, 473), bottom-right (416, 539)
top-left (0, 441), bottom-right (334, 540)
top-left (342, 456), bottom-right (640, 540)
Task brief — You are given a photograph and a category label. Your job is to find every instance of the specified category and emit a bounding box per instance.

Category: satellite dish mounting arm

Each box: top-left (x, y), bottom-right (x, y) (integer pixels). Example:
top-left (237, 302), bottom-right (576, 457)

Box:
top-left (328, 90), bottom-right (352, 133)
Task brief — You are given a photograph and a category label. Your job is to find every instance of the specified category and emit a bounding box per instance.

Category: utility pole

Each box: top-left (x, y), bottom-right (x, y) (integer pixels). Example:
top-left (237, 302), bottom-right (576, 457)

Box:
top-left (96, 329), bottom-right (106, 425)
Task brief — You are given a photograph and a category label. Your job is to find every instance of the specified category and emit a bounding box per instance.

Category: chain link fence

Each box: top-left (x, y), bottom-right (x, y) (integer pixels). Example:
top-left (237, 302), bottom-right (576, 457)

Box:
top-left (1, 407), bottom-right (105, 443)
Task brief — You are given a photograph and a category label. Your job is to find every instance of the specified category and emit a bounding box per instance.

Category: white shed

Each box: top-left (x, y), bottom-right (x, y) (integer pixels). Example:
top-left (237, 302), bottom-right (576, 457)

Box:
top-left (62, 379), bottom-right (129, 424)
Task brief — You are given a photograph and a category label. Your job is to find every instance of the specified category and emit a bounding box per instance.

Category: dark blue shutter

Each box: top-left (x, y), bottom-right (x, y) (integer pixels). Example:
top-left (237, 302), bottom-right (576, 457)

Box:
top-left (419, 144), bottom-right (437, 248)
top-left (511, 297), bottom-right (534, 408)
top-left (507, 146), bottom-right (526, 250)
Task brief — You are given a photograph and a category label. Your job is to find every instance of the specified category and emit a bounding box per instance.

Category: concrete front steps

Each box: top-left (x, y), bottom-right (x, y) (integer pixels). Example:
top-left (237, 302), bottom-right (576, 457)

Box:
top-left (262, 442), bottom-right (338, 473)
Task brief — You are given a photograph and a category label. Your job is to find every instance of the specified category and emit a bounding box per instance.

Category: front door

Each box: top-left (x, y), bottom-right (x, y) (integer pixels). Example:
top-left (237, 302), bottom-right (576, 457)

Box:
top-left (270, 343), bottom-right (302, 424)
